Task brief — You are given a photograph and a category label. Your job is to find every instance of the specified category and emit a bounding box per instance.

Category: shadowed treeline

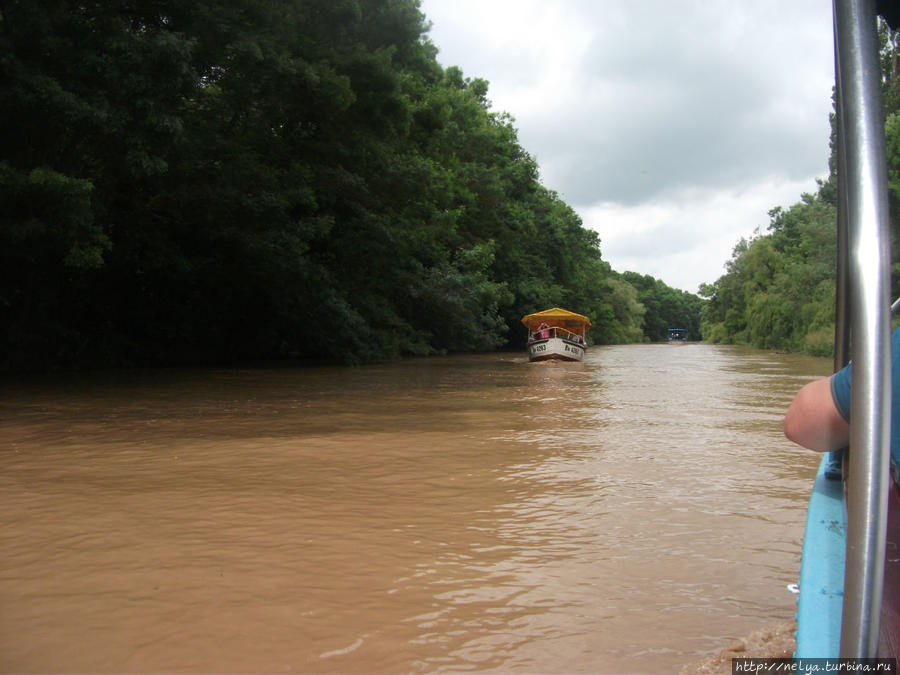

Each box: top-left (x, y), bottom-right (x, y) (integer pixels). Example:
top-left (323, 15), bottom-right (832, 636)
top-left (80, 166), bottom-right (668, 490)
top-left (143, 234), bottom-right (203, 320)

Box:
top-left (0, 0), bottom-right (704, 371)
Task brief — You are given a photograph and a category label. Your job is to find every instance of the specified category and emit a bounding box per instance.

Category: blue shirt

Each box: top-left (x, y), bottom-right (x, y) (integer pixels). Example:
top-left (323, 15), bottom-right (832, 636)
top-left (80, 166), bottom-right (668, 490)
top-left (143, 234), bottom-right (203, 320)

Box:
top-left (830, 326), bottom-right (900, 469)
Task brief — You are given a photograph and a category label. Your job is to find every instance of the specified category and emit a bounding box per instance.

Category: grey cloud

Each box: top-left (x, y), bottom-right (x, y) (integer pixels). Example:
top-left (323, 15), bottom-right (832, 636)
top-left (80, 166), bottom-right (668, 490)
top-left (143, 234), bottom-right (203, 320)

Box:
top-left (515, 8), bottom-right (832, 205)
top-left (420, 0), bottom-right (834, 290)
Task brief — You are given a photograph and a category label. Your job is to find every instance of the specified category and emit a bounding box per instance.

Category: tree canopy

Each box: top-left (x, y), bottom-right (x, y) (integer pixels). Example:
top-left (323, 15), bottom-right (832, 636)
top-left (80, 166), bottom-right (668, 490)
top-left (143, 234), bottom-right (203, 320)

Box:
top-left (699, 17), bottom-right (900, 356)
top-left (0, 0), bottom-right (702, 370)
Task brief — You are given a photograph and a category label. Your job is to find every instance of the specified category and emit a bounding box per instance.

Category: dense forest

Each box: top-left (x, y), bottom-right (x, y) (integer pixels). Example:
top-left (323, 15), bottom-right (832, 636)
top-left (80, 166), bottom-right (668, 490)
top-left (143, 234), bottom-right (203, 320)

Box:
top-left (699, 17), bottom-right (900, 356)
top-left (0, 0), bottom-right (703, 371)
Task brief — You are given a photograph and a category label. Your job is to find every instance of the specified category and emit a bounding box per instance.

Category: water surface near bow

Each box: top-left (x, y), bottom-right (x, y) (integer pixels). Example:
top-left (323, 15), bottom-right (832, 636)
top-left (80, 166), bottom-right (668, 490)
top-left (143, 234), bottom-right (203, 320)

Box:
top-left (0, 344), bottom-right (831, 673)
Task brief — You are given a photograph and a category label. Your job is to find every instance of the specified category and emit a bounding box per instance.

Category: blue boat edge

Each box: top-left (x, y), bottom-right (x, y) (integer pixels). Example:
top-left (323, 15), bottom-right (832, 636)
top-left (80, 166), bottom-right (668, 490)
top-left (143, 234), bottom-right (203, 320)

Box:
top-left (795, 453), bottom-right (847, 658)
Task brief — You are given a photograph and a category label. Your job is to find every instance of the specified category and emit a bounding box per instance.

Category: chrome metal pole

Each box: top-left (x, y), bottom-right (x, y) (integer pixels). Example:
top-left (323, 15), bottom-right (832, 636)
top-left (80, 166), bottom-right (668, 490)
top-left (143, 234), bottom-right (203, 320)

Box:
top-left (834, 41), bottom-right (850, 375)
top-left (833, 0), bottom-right (892, 658)
top-left (827, 0), bottom-right (853, 484)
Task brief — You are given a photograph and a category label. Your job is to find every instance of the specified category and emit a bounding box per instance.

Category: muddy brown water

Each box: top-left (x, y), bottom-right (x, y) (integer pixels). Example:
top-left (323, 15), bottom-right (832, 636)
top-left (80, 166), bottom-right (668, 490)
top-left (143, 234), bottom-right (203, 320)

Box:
top-left (0, 344), bottom-right (831, 673)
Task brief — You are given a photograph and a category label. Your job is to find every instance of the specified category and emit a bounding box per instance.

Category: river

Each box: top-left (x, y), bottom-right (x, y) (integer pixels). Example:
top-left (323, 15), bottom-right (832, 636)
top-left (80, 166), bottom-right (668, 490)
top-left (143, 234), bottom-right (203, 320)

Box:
top-left (0, 343), bottom-right (832, 674)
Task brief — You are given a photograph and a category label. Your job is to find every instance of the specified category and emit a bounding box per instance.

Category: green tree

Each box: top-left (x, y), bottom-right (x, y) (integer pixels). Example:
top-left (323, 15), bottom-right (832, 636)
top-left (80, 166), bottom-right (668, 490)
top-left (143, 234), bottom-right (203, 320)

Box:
top-left (619, 272), bottom-right (703, 342)
top-left (699, 195), bottom-right (837, 355)
top-left (0, 0), bottom-right (675, 371)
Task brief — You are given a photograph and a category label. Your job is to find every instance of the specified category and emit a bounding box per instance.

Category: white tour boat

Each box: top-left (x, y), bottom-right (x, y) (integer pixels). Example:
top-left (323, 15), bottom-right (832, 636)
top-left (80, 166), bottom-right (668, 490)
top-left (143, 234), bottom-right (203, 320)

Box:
top-left (521, 308), bottom-right (590, 362)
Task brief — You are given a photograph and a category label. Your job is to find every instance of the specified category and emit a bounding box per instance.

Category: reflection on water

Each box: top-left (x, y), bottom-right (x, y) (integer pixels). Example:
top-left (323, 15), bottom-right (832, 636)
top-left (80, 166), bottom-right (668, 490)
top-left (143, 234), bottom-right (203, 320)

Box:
top-left (0, 344), bottom-right (832, 673)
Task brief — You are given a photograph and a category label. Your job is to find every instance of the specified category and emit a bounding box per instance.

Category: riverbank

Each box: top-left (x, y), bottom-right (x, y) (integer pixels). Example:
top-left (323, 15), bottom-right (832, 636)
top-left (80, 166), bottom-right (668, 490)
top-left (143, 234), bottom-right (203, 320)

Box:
top-left (680, 621), bottom-right (795, 674)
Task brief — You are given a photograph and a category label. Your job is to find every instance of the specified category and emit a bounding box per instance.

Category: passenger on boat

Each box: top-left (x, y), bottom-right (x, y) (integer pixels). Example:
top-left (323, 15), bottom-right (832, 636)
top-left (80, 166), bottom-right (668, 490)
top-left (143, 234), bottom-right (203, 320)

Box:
top-left (539, 322), bottom-right (550, 339)
top-left (784, 326), bottom-right (900, 473)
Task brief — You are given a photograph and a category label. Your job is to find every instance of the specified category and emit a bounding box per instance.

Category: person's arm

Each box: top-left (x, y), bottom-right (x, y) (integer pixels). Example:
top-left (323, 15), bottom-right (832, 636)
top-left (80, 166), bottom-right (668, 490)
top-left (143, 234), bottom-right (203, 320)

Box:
top-left (783, 376), bottom-right (850, 452)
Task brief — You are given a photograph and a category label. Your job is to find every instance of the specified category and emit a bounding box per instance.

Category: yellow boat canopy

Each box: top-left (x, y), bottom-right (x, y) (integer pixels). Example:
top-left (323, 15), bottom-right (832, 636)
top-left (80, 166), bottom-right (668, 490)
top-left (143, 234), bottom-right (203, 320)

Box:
top-left (521, 308), bottom-right (591, 333)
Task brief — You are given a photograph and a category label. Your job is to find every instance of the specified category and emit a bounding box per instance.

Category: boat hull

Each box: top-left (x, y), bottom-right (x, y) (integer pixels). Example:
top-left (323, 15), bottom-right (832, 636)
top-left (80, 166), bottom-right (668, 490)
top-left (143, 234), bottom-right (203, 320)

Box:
top-left (795, 454), bottom-right (846, 657)
top-left (527, 337), bottom-right (585, 362)
top-left (796, 455), bottom-right (900, 659)
top-left (879, 475), bottom-right (900, 657)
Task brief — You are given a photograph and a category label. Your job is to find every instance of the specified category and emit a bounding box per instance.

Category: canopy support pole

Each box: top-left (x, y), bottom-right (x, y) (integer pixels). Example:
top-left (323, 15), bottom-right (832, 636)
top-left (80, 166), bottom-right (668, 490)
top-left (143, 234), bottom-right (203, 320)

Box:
top-left (833, 0), bottom-right (892, 658)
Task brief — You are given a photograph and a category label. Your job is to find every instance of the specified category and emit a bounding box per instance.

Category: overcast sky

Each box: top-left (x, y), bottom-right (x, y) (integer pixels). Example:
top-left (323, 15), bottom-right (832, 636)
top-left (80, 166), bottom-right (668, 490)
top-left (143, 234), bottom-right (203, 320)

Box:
top-left (418, 0), bottom-right (836, 293)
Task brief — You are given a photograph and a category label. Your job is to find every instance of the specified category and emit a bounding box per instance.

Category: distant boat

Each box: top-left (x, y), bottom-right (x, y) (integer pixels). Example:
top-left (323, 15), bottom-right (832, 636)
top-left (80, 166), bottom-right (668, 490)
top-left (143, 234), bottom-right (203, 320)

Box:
top-left (667, 328), bottom-right (688, 344)
top-left (522, 308), bottom-right (590, 362)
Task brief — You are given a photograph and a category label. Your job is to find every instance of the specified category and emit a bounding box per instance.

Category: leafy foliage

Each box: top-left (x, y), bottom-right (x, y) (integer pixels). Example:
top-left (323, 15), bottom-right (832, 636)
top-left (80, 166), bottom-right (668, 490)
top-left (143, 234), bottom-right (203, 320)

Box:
top-left (699, 197), bottom-right (838, 355)
top-left (698, 18), bottom-right (900, 356)
top-left (0, 0), bottom-right (702, 370)
top-left (619, 272), bottom-right (703, 342)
